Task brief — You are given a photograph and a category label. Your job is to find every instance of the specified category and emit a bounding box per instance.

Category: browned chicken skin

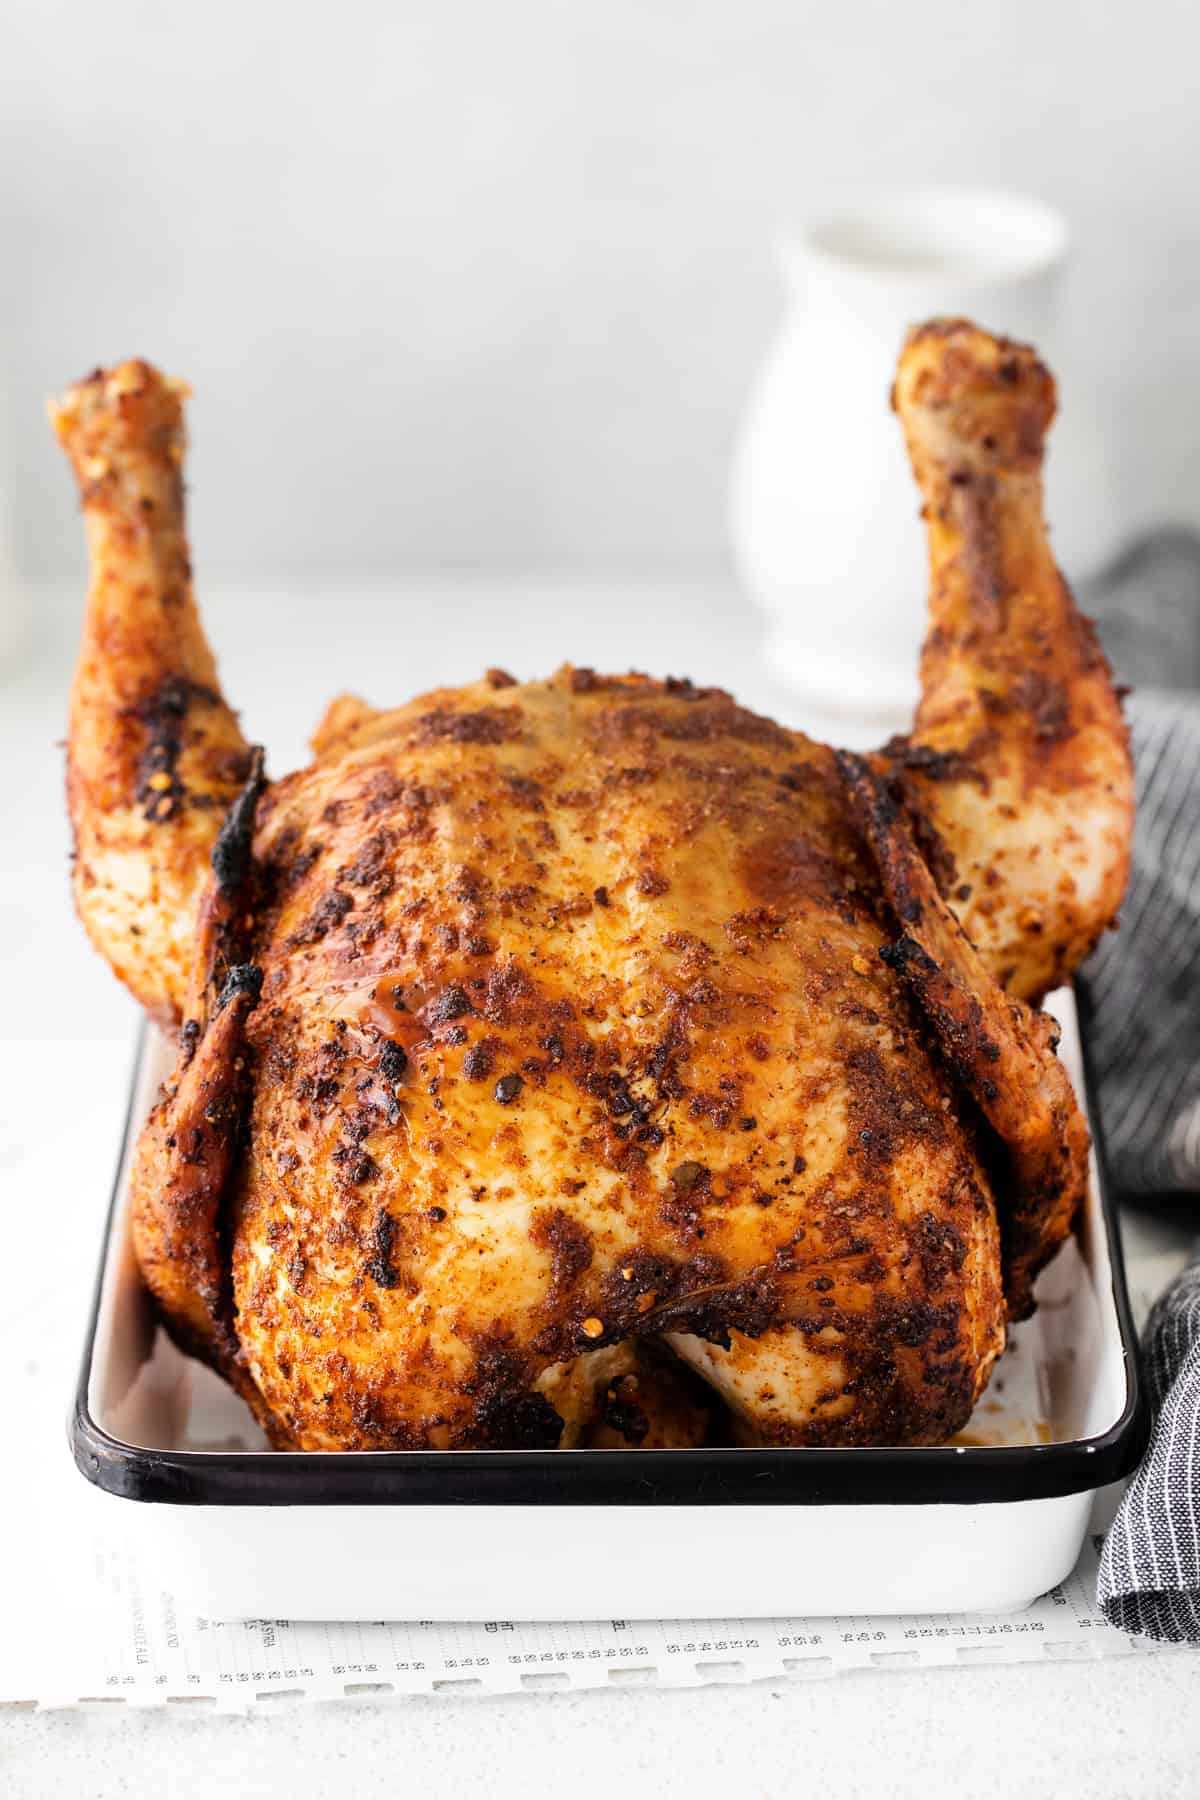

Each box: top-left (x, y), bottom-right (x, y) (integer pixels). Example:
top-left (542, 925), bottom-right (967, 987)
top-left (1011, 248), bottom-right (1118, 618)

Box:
top-left (54, 321), bottom-right (1133, 1450)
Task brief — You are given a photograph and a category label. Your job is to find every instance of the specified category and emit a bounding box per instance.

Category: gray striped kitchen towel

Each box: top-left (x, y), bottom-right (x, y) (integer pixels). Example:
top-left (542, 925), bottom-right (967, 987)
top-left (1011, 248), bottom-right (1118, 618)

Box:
top-left (1085, 692), bottom-right (1200, 1641)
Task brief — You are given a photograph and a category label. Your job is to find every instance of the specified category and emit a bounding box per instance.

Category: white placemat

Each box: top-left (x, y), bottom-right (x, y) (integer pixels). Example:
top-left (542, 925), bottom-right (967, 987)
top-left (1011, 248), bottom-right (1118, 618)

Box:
top-left (4, 1516), bottom-right (1175, 1715)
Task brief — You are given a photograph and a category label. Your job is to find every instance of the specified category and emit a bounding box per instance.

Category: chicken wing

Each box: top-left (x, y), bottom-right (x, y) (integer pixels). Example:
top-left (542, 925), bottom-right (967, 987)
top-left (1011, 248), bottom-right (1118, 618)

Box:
top-left (838, 749), bottom-right (1089, 1319)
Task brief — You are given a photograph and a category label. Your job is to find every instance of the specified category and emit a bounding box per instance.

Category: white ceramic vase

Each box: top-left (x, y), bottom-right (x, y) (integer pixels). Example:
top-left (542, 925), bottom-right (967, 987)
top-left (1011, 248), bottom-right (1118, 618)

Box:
top-left (730, 188), bottom-right (1123, 733)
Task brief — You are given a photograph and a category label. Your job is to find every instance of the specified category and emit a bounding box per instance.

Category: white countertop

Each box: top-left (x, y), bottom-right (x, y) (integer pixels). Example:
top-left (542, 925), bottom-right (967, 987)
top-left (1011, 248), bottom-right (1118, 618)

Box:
top-left (1, 576), bottom-right (1195, 1799)
top-left (6, 1656), bottom-right (1197, 1800)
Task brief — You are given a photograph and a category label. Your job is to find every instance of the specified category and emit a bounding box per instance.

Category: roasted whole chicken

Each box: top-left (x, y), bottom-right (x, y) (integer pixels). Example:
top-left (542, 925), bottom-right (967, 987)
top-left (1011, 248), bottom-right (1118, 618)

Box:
top-left (55, 321), bottom-right (1133, 1451)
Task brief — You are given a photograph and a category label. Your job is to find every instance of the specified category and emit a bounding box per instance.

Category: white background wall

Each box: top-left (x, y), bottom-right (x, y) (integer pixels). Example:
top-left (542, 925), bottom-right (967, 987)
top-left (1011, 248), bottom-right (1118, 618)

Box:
top-left (4, 0), bottom-right (1199, 598)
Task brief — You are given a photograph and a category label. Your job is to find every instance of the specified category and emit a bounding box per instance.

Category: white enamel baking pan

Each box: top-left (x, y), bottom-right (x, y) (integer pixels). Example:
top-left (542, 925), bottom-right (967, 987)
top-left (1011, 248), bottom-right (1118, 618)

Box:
top-left (71, 986), bottom-right (1145, 1622)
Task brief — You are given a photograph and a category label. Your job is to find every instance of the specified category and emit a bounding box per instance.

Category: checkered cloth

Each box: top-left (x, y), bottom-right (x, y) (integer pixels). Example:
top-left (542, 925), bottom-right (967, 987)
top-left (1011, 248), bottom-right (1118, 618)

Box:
top-left (1097, 1257), bottom-right (1200, 1640)
top-left (1081, 671), bottom-right (1200, 1641)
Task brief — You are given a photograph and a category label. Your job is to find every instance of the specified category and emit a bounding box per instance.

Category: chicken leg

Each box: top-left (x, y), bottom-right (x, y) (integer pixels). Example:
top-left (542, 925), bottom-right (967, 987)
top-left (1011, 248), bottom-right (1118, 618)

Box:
top-left (890, 320), bottom-right (1133, 1002)
top-left (52, 363), bottom-right (253, 1024)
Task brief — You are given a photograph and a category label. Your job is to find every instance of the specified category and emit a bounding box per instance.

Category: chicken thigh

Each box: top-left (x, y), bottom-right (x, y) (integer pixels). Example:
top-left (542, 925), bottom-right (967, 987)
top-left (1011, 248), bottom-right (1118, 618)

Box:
top-left (54, 320), bottom-right (1132, 1449)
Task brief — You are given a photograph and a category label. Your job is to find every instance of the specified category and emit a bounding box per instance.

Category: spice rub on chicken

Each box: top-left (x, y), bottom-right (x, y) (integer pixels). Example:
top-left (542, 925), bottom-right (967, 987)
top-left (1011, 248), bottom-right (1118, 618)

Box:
top-left (53, 320), bottom-right (1133, 1450)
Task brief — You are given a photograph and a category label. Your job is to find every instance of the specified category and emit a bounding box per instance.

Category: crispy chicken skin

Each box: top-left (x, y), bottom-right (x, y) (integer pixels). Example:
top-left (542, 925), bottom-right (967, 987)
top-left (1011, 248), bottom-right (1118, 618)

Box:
top-left (56, 321), bottom-right (1132, 1450)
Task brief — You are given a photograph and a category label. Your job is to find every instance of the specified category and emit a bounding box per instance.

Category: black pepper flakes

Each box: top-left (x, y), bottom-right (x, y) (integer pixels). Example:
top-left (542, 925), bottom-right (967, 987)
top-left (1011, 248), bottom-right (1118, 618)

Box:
top-left (366, 1212), bottom-right (399, 1288)
top-left (494, 1073), bottom-right (523, 1106)
top-left (430, 984), bottom-right (470, 1023)
top-left (378, 1040), bottom-right (408, 1082)
top-left (463, 1043), bottom-right (495, 1081)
